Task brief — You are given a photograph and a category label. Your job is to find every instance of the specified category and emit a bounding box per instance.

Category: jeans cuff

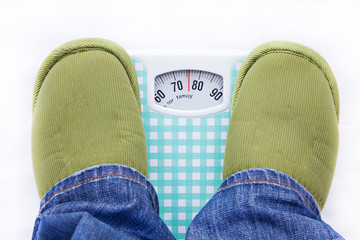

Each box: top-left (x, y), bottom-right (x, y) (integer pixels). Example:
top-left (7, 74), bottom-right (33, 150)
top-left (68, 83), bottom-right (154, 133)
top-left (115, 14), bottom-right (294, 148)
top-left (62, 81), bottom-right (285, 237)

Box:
top-left (39, 164), bottom-right (158, 214)
top-left (219, 168), bottom-right (320, 216)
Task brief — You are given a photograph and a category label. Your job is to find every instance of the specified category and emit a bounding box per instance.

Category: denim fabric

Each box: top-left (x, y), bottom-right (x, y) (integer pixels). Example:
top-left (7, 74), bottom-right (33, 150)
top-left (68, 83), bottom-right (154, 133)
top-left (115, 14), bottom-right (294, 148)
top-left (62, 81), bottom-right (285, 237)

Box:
top-left (32, 164), bottom-right (175, 240)
top-left (32, 165), bottom-right (343, 240)
top-left (186, 168), bottom-right (343, 239)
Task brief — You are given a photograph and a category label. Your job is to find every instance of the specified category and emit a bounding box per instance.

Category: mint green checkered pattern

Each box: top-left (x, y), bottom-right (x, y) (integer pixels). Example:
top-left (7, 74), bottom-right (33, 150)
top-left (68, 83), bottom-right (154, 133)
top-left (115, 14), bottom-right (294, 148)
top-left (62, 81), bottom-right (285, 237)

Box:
top-left (133, 59), bottom-right (243, 240)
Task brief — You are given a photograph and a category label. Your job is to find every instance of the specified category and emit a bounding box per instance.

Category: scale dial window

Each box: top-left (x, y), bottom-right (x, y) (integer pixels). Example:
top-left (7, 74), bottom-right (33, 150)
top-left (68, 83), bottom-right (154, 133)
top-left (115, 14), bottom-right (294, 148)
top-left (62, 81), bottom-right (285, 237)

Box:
top-left (154, 70), bottom-right (223, 111)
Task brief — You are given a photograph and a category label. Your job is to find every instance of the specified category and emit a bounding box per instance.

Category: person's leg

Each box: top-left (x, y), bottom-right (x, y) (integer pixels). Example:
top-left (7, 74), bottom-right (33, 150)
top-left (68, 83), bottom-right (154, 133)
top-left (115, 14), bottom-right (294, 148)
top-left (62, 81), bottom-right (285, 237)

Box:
top-left (186, 41), bottom-right (343, 239)
top-left (186, 168), bottom-right (343, 239)
top-left (32, 38), bottom-right (174, 240)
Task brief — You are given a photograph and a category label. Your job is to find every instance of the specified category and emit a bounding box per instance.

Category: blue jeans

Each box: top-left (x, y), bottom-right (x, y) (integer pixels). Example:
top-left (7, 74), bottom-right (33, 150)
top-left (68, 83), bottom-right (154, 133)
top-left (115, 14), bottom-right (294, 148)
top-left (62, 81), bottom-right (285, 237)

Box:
top-left (32, 165), bottom-right (343, 239)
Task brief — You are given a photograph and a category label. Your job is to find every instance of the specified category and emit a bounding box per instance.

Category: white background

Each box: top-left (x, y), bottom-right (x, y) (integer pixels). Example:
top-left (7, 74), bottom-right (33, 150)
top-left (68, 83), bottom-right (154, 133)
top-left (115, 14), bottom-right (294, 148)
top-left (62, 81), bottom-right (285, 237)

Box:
top-left (1, 0), bottom-right (359, 239)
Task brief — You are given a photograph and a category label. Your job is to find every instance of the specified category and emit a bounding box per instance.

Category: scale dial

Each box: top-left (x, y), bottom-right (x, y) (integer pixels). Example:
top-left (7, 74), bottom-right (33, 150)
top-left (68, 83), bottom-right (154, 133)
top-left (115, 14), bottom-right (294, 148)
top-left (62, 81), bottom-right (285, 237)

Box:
top-left (154, 70), bottom-right (223, 111)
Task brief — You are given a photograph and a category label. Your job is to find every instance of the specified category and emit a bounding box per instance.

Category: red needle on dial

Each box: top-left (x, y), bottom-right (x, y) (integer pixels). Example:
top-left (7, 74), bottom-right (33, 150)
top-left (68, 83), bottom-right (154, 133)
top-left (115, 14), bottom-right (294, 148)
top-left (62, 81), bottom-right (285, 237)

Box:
top-left (188, 70), bottom-right (190, 92)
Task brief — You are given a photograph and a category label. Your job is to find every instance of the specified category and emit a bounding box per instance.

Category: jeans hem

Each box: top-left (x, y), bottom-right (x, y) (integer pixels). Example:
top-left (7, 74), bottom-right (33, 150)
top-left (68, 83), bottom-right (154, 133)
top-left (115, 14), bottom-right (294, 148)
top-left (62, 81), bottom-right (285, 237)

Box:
top-left (219, 168), bottom-right (320, 216)
top-left (39, 164), bottom-right (158, 213)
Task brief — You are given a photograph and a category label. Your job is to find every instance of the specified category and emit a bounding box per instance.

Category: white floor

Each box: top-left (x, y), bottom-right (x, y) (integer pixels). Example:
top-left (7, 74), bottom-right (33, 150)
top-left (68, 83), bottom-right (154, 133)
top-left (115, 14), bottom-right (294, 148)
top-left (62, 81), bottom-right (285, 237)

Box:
top-left (1, 1), bottom-right (359, 239)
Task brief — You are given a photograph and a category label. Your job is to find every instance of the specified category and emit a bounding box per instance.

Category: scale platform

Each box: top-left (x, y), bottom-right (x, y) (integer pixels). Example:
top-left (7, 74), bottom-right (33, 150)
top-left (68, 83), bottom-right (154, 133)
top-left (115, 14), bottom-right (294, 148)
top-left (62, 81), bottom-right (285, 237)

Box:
top-left (129, 50), bottom-right (247, 239)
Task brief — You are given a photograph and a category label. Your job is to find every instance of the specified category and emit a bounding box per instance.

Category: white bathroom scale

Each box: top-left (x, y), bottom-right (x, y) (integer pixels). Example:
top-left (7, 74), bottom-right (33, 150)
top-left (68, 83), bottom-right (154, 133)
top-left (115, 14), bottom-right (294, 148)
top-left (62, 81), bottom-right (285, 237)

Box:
top-left (129, 50), bottom-right (248, 239)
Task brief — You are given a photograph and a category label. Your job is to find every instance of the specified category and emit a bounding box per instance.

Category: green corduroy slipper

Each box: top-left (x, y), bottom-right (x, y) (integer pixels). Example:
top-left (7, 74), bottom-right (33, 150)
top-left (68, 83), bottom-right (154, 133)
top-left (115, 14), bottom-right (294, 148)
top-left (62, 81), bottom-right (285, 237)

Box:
top-left (32, 38), bottom-right (148, 198)
top-left (223, 41), bottom-right (339, 210)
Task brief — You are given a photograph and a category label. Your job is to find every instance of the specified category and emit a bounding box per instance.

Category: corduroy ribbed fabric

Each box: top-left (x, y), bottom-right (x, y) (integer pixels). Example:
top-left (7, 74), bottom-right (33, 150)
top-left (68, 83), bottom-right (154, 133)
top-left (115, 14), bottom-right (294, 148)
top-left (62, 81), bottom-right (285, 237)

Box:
top-left (223, 41), bottom-right (339, 210)
top-left (33, 38), bottom-right (140, 112)
top-left (32, 39), bottom-right (148, 198)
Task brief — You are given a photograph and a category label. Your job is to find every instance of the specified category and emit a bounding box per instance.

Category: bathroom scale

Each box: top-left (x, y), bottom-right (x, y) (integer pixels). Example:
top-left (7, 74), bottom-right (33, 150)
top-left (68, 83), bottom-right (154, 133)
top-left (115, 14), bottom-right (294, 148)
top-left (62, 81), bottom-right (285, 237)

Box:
top-left (129, 50), bottom-right (248, 239)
